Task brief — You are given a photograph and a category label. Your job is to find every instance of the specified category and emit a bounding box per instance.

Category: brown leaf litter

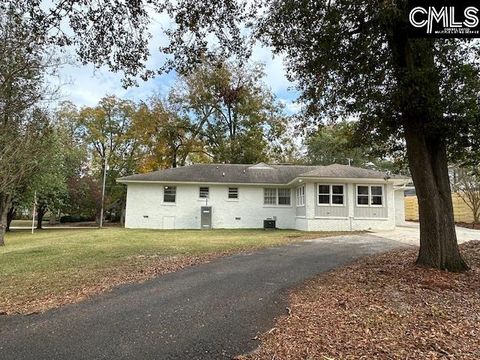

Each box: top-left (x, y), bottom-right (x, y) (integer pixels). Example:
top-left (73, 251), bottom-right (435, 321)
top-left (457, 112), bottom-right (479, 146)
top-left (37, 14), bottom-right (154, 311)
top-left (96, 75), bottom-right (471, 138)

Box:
top-left (1, 251), bottom-right (232, 315)
top-left (248, 241), bottom-right (480, 360)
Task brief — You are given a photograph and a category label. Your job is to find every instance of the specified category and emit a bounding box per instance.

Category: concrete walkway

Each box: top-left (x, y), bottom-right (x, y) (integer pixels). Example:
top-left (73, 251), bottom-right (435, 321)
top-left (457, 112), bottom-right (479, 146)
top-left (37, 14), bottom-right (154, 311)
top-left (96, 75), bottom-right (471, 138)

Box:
top-left (372, 221), bottom-right (480, 246)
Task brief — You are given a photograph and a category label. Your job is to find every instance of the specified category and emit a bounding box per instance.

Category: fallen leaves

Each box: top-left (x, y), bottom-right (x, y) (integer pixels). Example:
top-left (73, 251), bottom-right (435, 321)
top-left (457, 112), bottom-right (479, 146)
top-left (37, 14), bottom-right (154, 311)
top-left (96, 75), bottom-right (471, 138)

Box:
top-left (0, 251), bottom-right (232, 315)
top-left (248, 241), bottom-right (480, 360)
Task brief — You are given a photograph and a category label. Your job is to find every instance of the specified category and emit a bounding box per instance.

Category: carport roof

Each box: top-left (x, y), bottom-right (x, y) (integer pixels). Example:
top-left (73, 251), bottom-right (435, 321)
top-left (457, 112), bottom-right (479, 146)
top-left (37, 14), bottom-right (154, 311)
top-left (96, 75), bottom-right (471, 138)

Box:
top-left (117, 163), bottom-right (409, 185)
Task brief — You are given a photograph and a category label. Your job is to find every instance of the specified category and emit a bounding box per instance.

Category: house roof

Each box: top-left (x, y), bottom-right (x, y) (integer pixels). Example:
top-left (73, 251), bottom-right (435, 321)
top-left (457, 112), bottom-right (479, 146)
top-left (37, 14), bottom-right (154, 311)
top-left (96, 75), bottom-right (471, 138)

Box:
top-left (118, 163), bottom-right (409, 185)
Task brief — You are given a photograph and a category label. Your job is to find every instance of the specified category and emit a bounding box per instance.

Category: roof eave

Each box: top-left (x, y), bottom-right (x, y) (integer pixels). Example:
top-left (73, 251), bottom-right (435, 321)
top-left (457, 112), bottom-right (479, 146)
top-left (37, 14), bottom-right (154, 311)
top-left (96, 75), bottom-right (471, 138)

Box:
top-left (116, 179), bottom-right (291, 186)
top-left (118, 176), bottom-right (411, 186)
top-left (287, 176), bottom-right (410, 186)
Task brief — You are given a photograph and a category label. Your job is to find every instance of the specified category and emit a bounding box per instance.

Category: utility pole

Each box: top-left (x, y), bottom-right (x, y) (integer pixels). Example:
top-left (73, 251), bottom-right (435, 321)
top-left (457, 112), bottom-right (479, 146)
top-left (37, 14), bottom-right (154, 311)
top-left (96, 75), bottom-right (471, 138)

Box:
top-left (31, 191), bottom-right (37, 235)
top-left (99, 155), bottom-right (107, 228)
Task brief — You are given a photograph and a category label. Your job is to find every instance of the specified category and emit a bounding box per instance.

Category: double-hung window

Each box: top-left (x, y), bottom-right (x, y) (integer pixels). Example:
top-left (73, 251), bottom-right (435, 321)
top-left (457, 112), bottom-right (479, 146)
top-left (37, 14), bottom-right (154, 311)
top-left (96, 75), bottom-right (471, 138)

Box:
top-left (163, 186), bottom-right (176, 203)
top-left (264, 188), bottom-right (277, 205)
top-left (356, 185), bottom-right (384, 206)
top-left (296, 186), bottom-right (305, 206)
top-left (318, 184), bottom-right (345, 206)
top-left (263, 188), bottom-right (291, 206)
top-left (371, 186), bottom-right (383, 205)
top-left (199, 187), bottom-right (209, 199)
top-left (278, 188), bottom-right (291, 205)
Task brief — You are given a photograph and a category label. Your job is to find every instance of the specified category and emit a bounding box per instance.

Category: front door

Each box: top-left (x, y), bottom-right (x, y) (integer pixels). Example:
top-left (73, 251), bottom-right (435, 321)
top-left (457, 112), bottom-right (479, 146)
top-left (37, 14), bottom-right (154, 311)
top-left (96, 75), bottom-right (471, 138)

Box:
top-left (201, 206), bottom-right (212, 229)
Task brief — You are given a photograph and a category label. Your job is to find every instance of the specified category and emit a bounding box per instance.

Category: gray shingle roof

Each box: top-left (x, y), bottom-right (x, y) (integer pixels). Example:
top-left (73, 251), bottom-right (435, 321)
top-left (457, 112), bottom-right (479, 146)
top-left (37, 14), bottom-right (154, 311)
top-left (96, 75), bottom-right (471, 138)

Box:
top-left (300, 164), bottom-right (396, 179)
top-left (118, 163), bottom-right (408, 185)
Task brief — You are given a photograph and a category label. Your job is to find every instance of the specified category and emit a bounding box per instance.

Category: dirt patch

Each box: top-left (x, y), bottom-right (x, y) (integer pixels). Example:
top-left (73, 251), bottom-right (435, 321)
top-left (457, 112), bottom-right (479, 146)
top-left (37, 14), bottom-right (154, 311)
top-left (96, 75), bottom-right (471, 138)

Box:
top-left (248, 241), bottom-right (480, 360)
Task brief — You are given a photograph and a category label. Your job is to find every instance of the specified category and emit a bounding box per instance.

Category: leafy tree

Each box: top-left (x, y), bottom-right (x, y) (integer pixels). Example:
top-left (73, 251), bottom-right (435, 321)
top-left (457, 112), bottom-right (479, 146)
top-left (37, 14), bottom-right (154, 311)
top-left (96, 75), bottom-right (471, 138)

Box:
top-left (14, 129), bottom-right (69, 229)
top-left (259, 2), bottom-right (480, 271)
top-left (63, 174), bottom-right (102, 221)
top-left (171, 60), bottom-right (288, 164)
top-left (306, 123), bottom-right (371, 167)
top-left (4, 106), bottom-right (81, 231)
top-left (0, 8), bottom-right (59, 244)
top-left (77, 96), bottom-right (140, 222)
top-left (306, 122), bottom-right (405, 173)
top-left (133, 97), bottom-right (204, 170)
top-left (44, 102), bottom-right (95, 222)
top-left (12, 1), bottom-right (479, 270)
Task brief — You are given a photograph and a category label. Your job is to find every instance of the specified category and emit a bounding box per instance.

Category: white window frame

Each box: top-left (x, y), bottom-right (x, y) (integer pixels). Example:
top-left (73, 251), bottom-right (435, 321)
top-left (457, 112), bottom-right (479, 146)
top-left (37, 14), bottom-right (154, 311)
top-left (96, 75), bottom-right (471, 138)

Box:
top-left (264, 188), bottom-right (277, 205)
top-left (317, 184), bottom-right (345, 207)
top-left (163, 186), bottom-right (177, 204)
top-left (228, 187), bottom-right (239, 200)
top-left (263, 188), bottom-right (292, 206)
top-left (278, 188), bottom-right (291, 206)
top-left (356, 184), bottom-right (385, 207)
top-left (199, 186), bottom-right (209, 199)
top-left (296, 186), bottom-right (305, 207)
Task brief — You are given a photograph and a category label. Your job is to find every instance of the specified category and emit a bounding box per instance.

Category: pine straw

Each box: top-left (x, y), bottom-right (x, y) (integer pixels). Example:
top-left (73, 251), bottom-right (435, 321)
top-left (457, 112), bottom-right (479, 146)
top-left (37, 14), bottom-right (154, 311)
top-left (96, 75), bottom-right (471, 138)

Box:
top-left (248, 241), bottom-right (480, 360)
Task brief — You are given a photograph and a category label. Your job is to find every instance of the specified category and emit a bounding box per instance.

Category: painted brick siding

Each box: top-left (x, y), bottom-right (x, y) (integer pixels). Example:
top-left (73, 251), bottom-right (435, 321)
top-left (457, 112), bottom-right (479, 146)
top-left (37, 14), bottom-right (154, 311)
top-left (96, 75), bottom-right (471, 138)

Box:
top-left (124, 181), bottom-right (403, 231)
top-left (125, 183), bottom-right (296, 229)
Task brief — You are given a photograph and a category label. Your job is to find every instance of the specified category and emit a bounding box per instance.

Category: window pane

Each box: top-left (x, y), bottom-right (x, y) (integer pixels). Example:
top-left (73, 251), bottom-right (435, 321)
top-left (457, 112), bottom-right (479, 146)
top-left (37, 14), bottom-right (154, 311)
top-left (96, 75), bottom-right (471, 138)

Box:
top-left (371, 186), bottom-right (383, 196)
top-left (371, 196), bottom-right (383, 205)
top-left (228, 187), bottom-right (238, 199)
top-left (199, 187), bottom-right (209, 198)
top-left (357, 186), bottom-right (368, 195)
top-left (278, 188), bottom-right (291, 205)
top-left (318, 194), bottom-right (330, 204)
top-left (164, 186), bottom-right (176, 203)
top-left (332, 185), bottom-right (344, 194)
top-left (264, 188), bottom-right (277, 205)
top-left (332, 195), bottom-right (344, 205)
top-left (357, 195), bottom-right (368, 205)
top-left (318, 185), bottom-right (330, 194)
top-left (296, 186), bottom-right (304, 206)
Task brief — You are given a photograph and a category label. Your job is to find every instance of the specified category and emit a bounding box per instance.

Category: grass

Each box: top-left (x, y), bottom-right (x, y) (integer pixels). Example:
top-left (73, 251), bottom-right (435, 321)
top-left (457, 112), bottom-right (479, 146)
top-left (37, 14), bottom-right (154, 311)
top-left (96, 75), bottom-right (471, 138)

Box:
top-left (10, 219), bottom-right (37, 227)
top-left (0, 228), bottom-right (346, 314)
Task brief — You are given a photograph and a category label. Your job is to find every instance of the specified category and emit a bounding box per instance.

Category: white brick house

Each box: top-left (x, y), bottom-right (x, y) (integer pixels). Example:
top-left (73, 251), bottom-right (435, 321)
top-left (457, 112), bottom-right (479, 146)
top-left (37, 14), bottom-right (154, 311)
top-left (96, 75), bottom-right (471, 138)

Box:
top-left (117, 163), bottom-right (410, 231)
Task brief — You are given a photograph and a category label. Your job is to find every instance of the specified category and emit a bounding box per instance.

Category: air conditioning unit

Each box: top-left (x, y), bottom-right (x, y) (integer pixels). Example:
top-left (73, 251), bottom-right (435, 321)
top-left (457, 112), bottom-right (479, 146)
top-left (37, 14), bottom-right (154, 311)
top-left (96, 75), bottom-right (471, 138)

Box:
top-left (263, 219), bottom-right (276, 229)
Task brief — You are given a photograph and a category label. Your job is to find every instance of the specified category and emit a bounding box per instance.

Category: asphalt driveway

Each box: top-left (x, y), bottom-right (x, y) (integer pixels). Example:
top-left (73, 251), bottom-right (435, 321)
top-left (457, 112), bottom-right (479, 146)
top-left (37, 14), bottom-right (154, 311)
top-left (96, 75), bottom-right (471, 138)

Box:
top-left (0, 234), bottom-right (404, 360)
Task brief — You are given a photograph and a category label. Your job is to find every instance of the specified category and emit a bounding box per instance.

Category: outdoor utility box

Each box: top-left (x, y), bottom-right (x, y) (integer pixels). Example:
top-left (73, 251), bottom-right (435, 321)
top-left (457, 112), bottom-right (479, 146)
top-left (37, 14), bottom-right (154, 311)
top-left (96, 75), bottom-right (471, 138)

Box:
top-left (263, 219), bottom-right (276, 229)
top-left (201, 206), bottom-right (212, 229)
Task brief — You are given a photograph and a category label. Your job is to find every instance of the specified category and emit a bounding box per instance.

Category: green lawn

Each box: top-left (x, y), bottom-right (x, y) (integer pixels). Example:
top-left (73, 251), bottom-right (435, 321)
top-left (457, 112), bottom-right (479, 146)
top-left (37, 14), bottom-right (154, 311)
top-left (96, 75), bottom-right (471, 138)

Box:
top-left (0, 228), bottom-right (347, 314)
top-left (10, 219), bottom-right (37, 227)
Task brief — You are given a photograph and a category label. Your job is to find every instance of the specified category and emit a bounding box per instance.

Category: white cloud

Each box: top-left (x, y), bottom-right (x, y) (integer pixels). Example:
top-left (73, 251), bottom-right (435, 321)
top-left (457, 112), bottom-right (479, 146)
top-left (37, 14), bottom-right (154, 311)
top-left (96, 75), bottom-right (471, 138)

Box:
top-left (251, 45), bottom-right (295, 94)
top-left (281, 99), bottom-right (303, 114)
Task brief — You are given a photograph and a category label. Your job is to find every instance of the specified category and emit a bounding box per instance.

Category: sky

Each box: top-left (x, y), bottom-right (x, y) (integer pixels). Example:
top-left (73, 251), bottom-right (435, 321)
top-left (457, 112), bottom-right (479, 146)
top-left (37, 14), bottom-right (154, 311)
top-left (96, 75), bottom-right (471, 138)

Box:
top-left (55, 11), bottom-right (301, 114)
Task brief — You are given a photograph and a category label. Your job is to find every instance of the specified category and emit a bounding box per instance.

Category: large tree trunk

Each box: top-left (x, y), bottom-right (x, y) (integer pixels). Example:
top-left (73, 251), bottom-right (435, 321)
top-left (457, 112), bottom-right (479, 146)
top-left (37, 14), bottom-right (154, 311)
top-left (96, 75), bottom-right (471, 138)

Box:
top-left (404, 123), bottom-right (469, 271)
top-left (0, 193), bottom-right (11, 246)
top-left (6, 205), bottom-right (15, 231)
top-left (387, 19), bottom-right (468, 271)
top-left (36, 204), bottom-right (47, 230)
